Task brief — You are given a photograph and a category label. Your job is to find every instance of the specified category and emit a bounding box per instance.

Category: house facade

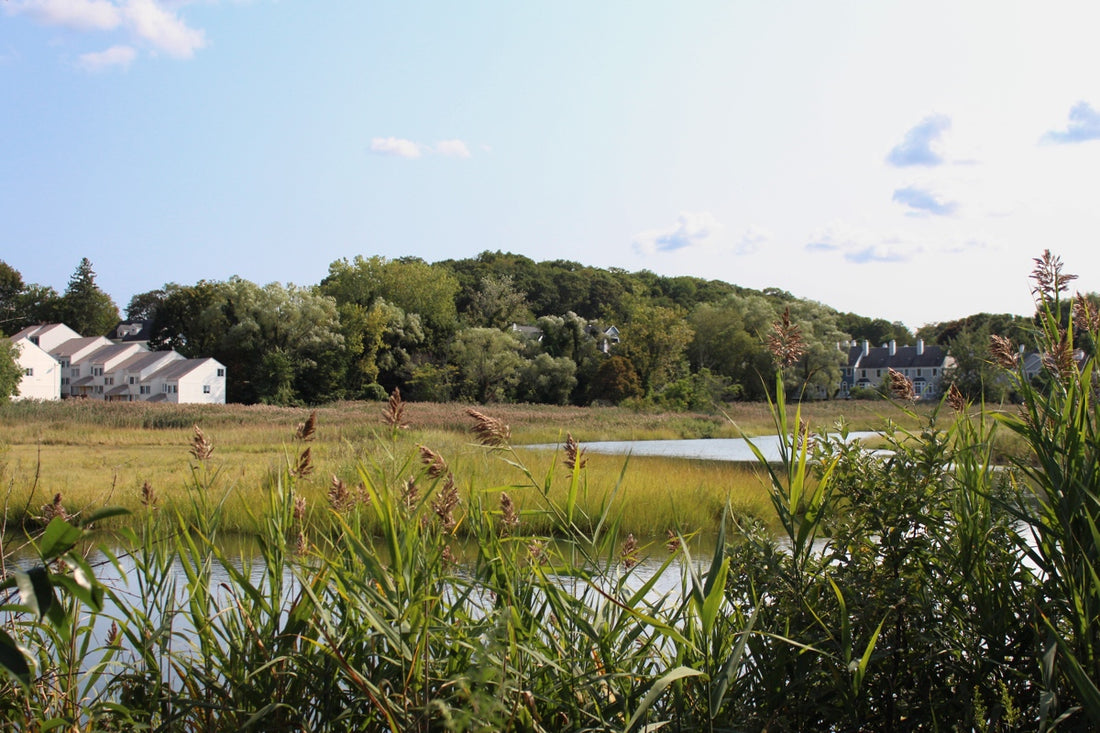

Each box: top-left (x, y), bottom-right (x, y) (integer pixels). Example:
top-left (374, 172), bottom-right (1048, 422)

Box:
top-left (9, 336), bottom-right (62, 401)
top-left (839, 339), bottom-right (954, 400)
top-left (11, 323), bottom-right (226, 404)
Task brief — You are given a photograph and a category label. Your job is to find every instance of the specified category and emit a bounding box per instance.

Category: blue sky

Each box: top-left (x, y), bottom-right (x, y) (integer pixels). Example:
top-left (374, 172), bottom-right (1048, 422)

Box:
top-left (3, 1), bottom-right (1100, 330)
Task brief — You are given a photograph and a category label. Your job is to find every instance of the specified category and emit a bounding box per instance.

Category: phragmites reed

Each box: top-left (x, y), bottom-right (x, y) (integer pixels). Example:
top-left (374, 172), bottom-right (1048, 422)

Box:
top-left (291, 447), bottom-right (314, 479)
top-left (401, 477), bottom-right (419, 513)
top-left (1031, 249), bottom-right (1077, 303)
top-left (293, 494), bottom-right (307, 524)
top-left (328, 475), bottom-right (353, 512)
top-left (528, 539), bottom-right (547, 566)
top-left (140, 480), bottom-right (157, 509)
top-left (189, 425), bottom-right (214, 461)
top-left (946, 382), bottom-right (966, 412)
top-left (1042, 329), bottom-right (1078, 381)
top-left (767, 306), bottom-right (805, 368)
top-left (665, 529), bottom-right (682, 554)
top-left (620, 533), bottom-right (639, 569)
top-left (41, 492), bottom-right (69, 523)
top-left (441, 544), bottom-right (456, 567)
top-left (467, 408), bottom-right (511, 447)
top-left (794, 417), bottom-right (811, 452)
top-left (887, 368), bottom-right (917, 402)
top-left (295, 411), bottom-right (317, 442)
top-left (382, 387), bottom-right (408, 430)
top-left (418, 445), bottom-right (449, 480)
top-left (1073, 293), bottom-right (1100, 334)
top-left (989, 335), bottom-right (1020, 370)
top-left (499, 492), bottom-right (520, 534)
top-left (431, 475), bottom-right (460, 532)
top-left (562, 433), bottom-right (587, 470)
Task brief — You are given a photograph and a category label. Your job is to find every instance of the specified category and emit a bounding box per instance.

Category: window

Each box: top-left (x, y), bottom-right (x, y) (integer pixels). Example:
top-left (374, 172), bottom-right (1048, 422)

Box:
top-left (94, 386), bottom-right (103, 394)
top-left (61, 377), bottom-right (69, 386)
top-left (104, 377), bottom-right (114, 386)
top-left (140, 386), bottom-right (151, 395)
top-left (216, 368), bottom-right (225, 377)
top-left (163, 384), bottom-right (177, 394)
top-left (876, 369), bottom-right (882, 378)
top-left (916, 368), bottom-right (922, 377)
top-left (71, 368), bottom-right (80, 377)
top-left (932, 368), bottom-right (938, 376)
top-left (203, 385), bottom-right (211, 394)
top-left (60, 359), bottom-right (68, 368)
top-left (29, 336), bottom-right (39, 345)
top-left (92, 367), bottom-right (103, 376)
top-left (129, 376), bottom-right (137, 384)
top-left (24, 367), bottom-right (33, 376)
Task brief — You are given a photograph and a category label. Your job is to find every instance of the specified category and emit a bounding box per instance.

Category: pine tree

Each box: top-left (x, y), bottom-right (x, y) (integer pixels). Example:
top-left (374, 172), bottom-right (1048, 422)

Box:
top-left (56, 258), bottom-right (120, 336)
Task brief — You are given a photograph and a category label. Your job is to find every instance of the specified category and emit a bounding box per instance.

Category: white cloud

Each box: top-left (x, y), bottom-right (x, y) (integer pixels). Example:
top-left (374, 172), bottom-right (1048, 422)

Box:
top-left (77, 43), bottom-right (135, 71)
top-left (806, 223), bottom-right (921, 263)
top-left (8, 0), bottom-right (206, 61)
top-left (734, 226), bottom-right (771, 255)
top-left (370, 137), bottom-right (424, 158)
top-left (886, 115), bottom-right (951, 167)
top-left (434, 139), bottom-right (471, 158)
top-left (6, 0), bottom-right (121, 31)
top-left (633, 211), bottom-right (722, 255)
top-left (370, 137), bottom-right (477, 159)
top-left (122, 0), bottom-right (206, 59)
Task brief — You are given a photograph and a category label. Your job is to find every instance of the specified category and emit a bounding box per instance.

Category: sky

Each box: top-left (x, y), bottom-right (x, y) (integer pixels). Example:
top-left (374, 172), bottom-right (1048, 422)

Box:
top-left (3, 1), bottom-right (1100, 331)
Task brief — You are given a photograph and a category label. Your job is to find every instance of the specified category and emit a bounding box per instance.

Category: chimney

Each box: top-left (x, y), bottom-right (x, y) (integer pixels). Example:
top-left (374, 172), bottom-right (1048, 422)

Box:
top-left (862, 339), bottom-right (870, 356)
top-left (916, 339), bottom-right (924, 356)
top-left (889, 339), bottom-right (897, 356)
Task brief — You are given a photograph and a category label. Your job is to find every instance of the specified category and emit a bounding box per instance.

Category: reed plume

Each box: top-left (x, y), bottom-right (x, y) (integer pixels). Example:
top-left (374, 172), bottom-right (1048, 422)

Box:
top-left (467, 408), bottom-right (511, 447)
top-left (767, 306), bottom-right (805, 368)
top-left (189, 425), bottom-right (214, 461)
top-left (382, 387), bottom-right (408, 430)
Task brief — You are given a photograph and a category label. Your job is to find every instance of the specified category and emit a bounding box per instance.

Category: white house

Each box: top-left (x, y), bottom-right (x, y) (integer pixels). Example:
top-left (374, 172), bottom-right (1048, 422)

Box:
top-left (12, 323), bottom-right (82, 353)
top-left (8, 324), bottom-right (226, 404)
top-left (146, 357), bottom-right (227, 404)
top-left (8, 337), bottom-right (61, 400)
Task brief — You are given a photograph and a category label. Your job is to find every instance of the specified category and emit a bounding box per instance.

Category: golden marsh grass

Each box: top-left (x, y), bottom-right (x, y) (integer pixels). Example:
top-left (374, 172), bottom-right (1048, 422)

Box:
top-left (0, 398), bottom-right (931, 536)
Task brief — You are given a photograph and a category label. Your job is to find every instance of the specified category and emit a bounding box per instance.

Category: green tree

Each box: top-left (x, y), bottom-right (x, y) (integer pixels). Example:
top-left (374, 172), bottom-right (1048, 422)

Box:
top-left (449, 327), bottom-right (524, 403)
top-left (0, 338), bottom-right (22, 400)
top-left (320, 256), bottom-right (459, 345)
top-left (54, 258), bottom-right (119, 336)
top-left (617, 302), bottom-right (694, 395)
top-left (465, 275), bottom-right (531, 329)
top-left (589, 354), bottom-right (643, 404)
top-left (517, 353), bottom-right (577, 405)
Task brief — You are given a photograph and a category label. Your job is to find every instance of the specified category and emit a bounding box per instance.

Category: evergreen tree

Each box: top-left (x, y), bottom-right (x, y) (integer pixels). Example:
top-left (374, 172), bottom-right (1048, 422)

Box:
top-left (56, 258), bottom-right (119, 336)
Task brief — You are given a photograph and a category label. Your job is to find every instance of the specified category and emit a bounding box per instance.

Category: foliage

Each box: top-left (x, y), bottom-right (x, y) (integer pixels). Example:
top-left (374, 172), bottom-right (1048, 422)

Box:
top-left (0, 339), bottom-right (22, 401)
top-left (52, 258), bottom-right (120, 337)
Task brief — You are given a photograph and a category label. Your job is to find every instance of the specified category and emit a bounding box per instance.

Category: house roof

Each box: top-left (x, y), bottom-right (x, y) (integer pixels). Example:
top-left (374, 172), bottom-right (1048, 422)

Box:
top-left (50, 336), bottom-right (110, 359)
top-left (858, 344), bottom-right (948, 370)
top-left (106, 385), bottom-right (130, 396)
top-left (110, 319), bottom-right (154, 342)
top-left (71, 376), bottom-right (94, 386)
top-left (149, 357), bottom-right (219, 381)
top-left (117, 350), bottom-right (181, 372)
top-left (86, 343), bottom-right (145, 365)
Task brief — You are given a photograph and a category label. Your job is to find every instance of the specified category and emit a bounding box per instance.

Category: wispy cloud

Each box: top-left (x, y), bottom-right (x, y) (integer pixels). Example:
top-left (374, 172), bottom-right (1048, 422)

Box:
top-left (369, 137), bottom-right (476, 159)
top-left (435, 139), bottom-right (471, 158)
top-left (806, 223), bottom-right (920, 263)
top-left (6, 0), bottom-right (121, 31)
top-left (892, 185), bottom-right (958, 216)
top-left (886, 115), bottom-right (951, 167)
top-left (6, 0), bottom-right (206, 62)
top-left (77, 43), bottom-right (135, 71)
top-left (1042, 101), bottom-right (1100, 144)
top-left (633, 211), bottom-right (722, 255)
top-left (123, 0), bottom-right (206, 59)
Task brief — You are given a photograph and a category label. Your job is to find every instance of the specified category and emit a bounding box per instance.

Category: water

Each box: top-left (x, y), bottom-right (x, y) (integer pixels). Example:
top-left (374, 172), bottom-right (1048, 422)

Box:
top-left (526, 431), bottom-right (881, 462)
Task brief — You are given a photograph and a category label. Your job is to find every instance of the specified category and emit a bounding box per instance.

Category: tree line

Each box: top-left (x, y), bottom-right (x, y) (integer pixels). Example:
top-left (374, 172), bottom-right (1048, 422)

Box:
top-left (3, 253), bottom-right (1091, 406)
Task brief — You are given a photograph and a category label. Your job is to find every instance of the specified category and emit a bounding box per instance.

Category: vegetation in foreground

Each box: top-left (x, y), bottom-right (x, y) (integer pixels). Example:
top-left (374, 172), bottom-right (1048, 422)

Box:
top-left (0, 251), bottom-right (1098, 731)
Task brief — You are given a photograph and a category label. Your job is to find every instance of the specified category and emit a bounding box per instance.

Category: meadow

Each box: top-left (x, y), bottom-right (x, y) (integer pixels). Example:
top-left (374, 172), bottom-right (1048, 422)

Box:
top-left (0, 396), bottom-right (928, 537)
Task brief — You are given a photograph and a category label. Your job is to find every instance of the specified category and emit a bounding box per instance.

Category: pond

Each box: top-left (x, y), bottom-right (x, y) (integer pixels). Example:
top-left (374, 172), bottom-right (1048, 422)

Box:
top-left (526, 431), bottom-right (881, 462)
